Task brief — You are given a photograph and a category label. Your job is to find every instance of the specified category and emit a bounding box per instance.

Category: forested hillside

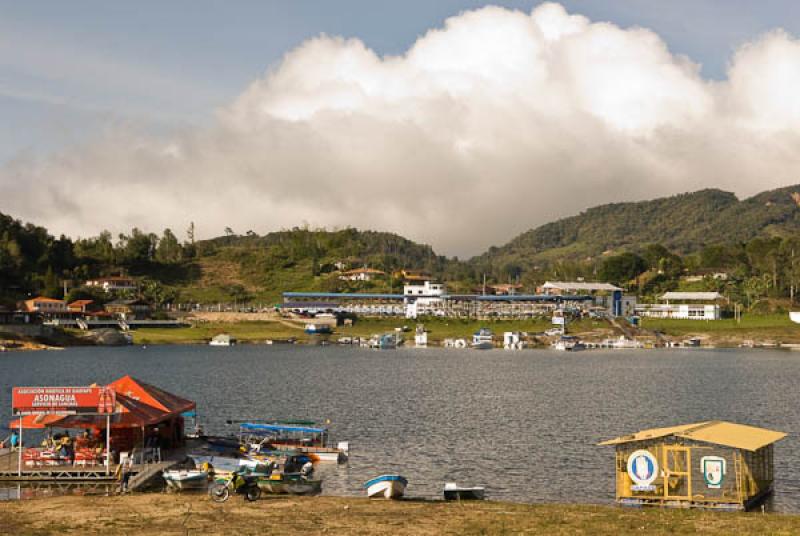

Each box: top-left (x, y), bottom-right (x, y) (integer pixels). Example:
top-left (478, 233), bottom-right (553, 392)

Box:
top-left (4, 183), bottom-right (800, 308)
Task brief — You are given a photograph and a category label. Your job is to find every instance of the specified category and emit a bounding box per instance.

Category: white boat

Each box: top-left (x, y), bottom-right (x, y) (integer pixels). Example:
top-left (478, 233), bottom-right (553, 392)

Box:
top-left (503, 332), bottom-right (525, 350)
top-left (790, 312), bottom-right (800, 324)
top-left (443, 338), bottom-right (467, 348)
top-left (443, 482), bottom-right (485, 500)
top-left (552, 336), bottom-right (585, 351)
top-left (472, 328), bottom-right (494, 349)
top-left (163, 469), bottom-right (209, 491)
top-left (365, 474), bottom-right (408, 499)
top-left (414, 325), bottom-right (428, 347)
top-left (209, 334), bottom-right (235, 346)
top-left (603, 336), bottom-right (643, 349)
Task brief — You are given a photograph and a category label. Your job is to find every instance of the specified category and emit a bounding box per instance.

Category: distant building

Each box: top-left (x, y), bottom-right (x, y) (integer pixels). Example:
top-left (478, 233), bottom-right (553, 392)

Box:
top-left (539, 281), bottom-right (634, 317)
top-left (539, 281), bottom-right (623, 295)
top-left (338, 268), bottom-right (386, 281)
top-left (85, 276), bottom-right (137, 293)
top-left (395, 269), bottom-right (431, 282)
top-left (404, 280), bottom-right (446, 319)
top-left (486, 284), bottom-right (523, 296)
top-left (23, 296), bottom-right (67, 313)
top-left (104, 298), bottom-right (151, 320)
top-left (67, 300), bottom-right (96, 313)
top-left (635, 291), bottom-right (723, 320)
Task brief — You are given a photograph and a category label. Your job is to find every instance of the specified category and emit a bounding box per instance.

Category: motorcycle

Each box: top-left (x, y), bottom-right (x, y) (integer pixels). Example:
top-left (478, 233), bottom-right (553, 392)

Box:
top-left (209, 471), bottom-right (261, 503)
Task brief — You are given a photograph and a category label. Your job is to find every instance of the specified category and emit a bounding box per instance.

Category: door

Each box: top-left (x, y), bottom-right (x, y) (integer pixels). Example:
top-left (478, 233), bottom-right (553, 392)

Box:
top-left (663, 446), bottom-right (692, 500)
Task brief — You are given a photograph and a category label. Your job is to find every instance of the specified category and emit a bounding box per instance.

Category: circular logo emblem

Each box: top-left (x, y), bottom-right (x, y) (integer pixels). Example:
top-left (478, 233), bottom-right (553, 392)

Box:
top-left (627, 449), bottom-right (658, 486)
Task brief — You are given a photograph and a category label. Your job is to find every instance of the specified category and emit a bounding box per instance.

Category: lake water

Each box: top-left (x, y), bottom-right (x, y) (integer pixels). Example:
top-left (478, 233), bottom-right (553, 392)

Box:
top-left (1, 345), bottom-right (799, 510)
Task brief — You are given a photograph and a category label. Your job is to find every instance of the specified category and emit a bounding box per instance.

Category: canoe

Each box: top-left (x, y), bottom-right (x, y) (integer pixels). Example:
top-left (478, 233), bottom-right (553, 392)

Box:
top-left (365, 474), bottom-right (407, 499)
top-left (443, 482), bottom-right (485, 500)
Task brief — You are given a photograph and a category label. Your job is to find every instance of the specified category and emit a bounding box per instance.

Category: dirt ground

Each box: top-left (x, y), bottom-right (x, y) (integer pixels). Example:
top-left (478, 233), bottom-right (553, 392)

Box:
top-left (1, 493), bottom-right (800, 535)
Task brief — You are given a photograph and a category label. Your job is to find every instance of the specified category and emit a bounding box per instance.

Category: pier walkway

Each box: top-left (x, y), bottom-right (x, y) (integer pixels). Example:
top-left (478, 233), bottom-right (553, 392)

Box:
top-left (0, 447), bottom-right (184, 487)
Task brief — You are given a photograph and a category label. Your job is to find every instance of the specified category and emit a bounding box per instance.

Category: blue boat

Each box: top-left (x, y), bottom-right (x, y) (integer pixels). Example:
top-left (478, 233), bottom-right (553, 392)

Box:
top-left (364, 474), bottom-right (408, 499)
top-left (305, 323), bottom-right (332, 335)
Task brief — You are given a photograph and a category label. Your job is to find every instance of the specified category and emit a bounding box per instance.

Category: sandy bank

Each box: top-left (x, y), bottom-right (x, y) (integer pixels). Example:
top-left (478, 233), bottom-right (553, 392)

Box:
top-left (1, 494), bottom-right (799, 535)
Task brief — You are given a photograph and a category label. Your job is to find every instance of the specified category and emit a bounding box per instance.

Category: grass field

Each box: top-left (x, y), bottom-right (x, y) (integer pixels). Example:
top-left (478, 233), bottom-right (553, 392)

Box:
top-left (640, 313), bottom-right (800, 344)
top-left (2, 494), bottom-right (799, 535)
top-left (129, 316), bottom-right (614, 345)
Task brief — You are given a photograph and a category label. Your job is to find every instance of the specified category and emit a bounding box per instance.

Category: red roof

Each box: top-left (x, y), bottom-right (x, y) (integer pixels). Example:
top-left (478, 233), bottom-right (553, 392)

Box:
top-left (10, 375), bottom-right (195, 430)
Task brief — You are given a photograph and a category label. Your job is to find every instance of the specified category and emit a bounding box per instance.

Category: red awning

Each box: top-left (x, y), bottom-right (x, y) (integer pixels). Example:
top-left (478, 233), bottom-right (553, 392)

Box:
top-left (10, 375), bottom-right (195, 430)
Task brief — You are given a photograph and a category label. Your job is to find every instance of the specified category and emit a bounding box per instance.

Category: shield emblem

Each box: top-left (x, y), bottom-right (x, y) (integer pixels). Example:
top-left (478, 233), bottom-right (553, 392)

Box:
top-left (701, 456), bottom-right (726, 488)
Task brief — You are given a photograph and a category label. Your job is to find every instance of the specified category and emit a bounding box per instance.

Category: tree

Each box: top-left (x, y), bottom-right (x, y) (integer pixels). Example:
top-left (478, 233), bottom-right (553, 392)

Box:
top-left (599, 253), bottom-right (647, 285)
top-left (156, 229), bottom-right (181, 264)
top-left (42, 266), bottom-right (61, 298)
top-left (122, 228), bottom-right (157, 266)
top-left (140, 279), bottom-right (177, 308)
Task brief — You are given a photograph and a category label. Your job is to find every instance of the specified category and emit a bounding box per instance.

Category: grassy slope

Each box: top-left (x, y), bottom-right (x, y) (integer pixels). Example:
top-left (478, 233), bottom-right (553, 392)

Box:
top-left (2, 494), bottom-right (799, 535)
top-left (130, 317), bottom-right (611, 345)
top-left (640, 313), bottom-right (800, 343)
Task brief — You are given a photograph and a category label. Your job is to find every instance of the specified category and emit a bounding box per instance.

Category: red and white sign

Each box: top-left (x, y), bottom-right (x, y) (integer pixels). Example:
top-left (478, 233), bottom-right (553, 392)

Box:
top-left (12, 386), bottom-right (116, 416)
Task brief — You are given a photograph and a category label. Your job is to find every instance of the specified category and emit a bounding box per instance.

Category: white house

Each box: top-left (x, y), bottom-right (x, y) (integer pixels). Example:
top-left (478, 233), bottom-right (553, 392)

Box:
top-left (85, 276), bottom-right (138, 293)
top-left (635, 291), bottom-right (723, 320)
top-left (338, 268), bottom-right (386, 281)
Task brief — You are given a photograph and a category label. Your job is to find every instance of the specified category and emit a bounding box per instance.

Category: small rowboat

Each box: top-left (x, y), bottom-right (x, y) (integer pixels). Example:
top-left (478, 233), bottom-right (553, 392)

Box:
top-left (365, 474), bottom-right (407, 499)
top-left (163, 469), bottom-right (209, 491)
top-left (443, 482), bottom-right (485, 500)
top-left (257, 473), bottom-right (322, 495)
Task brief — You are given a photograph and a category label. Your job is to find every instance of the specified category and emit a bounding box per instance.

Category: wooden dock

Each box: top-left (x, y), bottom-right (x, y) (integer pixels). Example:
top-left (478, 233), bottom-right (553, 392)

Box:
top-left (0, 448), bottom-right (182, 488)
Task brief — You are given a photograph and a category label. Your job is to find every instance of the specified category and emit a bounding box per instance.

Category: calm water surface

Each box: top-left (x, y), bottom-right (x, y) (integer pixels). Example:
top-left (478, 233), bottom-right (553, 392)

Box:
top-left (1, 345), bottom-right (799, 510)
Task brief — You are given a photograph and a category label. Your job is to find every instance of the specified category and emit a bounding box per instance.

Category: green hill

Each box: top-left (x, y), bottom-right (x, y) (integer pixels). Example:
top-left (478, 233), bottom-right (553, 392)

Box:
top-left (472, 185), bottom-right (800, 270)
top-left (4, 183), bottom-right (800, 306)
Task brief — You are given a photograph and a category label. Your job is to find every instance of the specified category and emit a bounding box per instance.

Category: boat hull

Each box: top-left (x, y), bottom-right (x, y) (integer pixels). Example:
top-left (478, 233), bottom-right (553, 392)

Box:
top-left (443, 488), bottom-right (485, 501)
top-left (163, 470), bottom-right (209, 491)
top-left (257, 476), bottom-right (322, 495)
top-left (365, 475), bottom-right (407, 499)
top-left (791, 312), bottom-right (800, 324)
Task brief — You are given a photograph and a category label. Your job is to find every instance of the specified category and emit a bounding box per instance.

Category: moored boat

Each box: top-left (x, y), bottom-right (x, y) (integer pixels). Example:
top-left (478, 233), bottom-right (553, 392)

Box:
top-left (414, 324), bottom-right (428, 347)
top-left (471, 328), bottom-right (494, 350)
top-left (552, 336), bottom-right (585, 351)
top-left (443, 482), bottom-right (485, 501)
top-left (365, 474), bottom-right (408, 499)
top-left (163, 469), bottom-right (210, 491)
top-left (370, 332), bottom-right (398, 349)
top-left (257, 472), bottom-right (323, 495)
top-left (209, 334), bottom-right (235, 346)
top-left (305, 323), bottom-right (332, 335)
top-left (790, 312), bottom-right (800, 324)
top-left (238, 422), bottom-right (349, 463)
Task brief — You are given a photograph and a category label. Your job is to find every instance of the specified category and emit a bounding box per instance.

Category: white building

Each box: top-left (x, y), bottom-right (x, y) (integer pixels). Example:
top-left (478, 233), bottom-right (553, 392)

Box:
top-left (635, 291), bottom-right (723, 320)
top-left (85, 276), bottom-right (137, 293)
top-left (404, 280), bottom-right (446, 318)
top-left (338, 268), bottom-right (385, 281)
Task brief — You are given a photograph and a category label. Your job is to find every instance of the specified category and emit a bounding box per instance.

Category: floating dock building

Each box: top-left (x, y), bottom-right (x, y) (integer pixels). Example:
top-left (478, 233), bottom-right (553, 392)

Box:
top-left (599, 421), bottom-right (786, 510)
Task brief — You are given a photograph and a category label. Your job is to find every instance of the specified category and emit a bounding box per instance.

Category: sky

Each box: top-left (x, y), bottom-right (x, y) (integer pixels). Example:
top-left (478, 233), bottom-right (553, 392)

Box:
top-left (2, 1), bottom-right (800, 257)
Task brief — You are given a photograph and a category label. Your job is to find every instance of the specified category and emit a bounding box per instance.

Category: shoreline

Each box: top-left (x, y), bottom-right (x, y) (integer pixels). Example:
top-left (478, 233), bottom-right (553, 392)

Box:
top-left (3, 313), bottom-right (800, 351)
top-left (2, 494), bottom-right (800, 535)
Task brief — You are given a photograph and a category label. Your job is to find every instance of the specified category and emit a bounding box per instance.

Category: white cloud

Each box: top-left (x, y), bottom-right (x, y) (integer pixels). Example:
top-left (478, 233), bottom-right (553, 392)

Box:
top-left (2, 2), bottom-right (800, 256)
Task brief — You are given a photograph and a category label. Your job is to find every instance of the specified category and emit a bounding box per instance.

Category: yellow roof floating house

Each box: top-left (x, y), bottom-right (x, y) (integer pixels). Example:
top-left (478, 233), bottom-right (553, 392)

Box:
top-left (599, 421), bottom-right (786, 511)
